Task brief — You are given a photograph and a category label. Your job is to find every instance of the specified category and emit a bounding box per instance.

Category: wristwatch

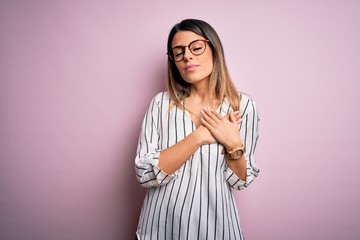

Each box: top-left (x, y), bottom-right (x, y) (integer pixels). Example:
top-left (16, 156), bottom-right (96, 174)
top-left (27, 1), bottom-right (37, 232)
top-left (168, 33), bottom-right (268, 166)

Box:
top-left (226, 146), bottom-right (245, 160)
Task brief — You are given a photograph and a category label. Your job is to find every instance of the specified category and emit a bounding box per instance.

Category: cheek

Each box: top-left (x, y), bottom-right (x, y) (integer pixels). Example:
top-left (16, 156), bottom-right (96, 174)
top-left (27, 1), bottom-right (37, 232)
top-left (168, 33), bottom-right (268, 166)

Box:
top-left (204, 57), bottom-right (214, 74)
top-left (174, 63), bottom-right (186, 79)
top-left (204, 51), bottom-right (214, 72)
top-left (174, 63), bottom-right (183, 75)
top-left (174, 62), bottom-right (181, 70)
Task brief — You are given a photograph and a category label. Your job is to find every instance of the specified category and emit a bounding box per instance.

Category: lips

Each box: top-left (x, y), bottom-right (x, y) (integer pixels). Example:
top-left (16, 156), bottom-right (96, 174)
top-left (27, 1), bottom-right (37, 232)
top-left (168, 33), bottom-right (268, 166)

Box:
top-left (185, 64), bottom-right (199, 71)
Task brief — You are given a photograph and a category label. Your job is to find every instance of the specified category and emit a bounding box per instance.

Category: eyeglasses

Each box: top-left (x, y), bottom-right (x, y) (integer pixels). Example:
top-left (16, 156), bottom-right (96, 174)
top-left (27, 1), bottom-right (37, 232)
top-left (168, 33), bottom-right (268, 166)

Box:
top-left (167, 39), bottom-right (209, 62)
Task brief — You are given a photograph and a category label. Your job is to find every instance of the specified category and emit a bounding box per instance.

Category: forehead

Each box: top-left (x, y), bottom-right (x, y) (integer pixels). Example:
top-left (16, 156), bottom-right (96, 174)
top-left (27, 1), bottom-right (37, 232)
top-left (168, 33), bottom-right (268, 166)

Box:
top-left (172, 31), bottom-right (204, 47)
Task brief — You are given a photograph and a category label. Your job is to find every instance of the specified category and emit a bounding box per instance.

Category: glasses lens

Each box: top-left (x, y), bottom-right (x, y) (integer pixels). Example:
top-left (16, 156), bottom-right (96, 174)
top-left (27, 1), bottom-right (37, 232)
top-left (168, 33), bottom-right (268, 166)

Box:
top-left (171, 47), bottom-right (184, 61)
top-left (189, 40), bottom-right (206, 56)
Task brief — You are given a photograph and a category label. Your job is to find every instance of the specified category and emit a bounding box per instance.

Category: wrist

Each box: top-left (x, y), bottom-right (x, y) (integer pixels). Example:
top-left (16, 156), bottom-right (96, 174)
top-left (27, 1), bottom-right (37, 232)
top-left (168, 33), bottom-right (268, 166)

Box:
top-left (191, 129), bottom-right (206, 146)
top-left (225, 145), bottom-right (245, 160)
top-left (224, 139), bottom-right (243, 152)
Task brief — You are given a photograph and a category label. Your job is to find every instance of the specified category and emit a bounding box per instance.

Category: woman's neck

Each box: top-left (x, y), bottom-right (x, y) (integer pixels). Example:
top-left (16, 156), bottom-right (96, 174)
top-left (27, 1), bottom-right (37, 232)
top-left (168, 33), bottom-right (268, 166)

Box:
top-left (187, 88), bottom-right (219, 110)
top-left (188, 79), bottom-right (212, 102)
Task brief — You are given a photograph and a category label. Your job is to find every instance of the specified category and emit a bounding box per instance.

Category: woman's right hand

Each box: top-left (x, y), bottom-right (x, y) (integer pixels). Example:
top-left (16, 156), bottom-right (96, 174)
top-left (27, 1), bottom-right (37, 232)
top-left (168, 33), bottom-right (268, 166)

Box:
top-left (195, 125), bottom-right (217, 145)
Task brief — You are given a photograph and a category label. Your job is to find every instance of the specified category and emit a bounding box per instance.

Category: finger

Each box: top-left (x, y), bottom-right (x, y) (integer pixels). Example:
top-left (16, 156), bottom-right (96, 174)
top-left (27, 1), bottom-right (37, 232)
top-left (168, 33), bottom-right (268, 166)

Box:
top-left (200, 117), bottom-right (213, 130)
top-left (211, 109), bottom-right (224, 120)
top-left (229, 110), bottom-right (237, 123)
top-left (202, 108), bottom-right (220, 123)
top-left (235, 114), bottom-right (242, 124)
top-left (231, 110), bottom-right (242, 123)
top-left (201, 109), bottom-right (216, 125)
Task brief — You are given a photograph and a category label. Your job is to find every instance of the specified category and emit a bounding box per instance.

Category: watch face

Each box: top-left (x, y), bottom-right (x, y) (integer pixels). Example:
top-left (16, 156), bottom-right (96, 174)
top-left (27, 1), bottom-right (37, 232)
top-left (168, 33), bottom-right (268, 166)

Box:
top-left (232, 149), bottom-right (243, 159)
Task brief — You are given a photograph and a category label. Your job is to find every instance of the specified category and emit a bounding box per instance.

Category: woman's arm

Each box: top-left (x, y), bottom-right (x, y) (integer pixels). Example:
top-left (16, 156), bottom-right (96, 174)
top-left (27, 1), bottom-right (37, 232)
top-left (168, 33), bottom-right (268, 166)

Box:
top-left (158, 125), bottom-right (215, 174)
top-left (200, 108), bottom-right (246, 179)
top-left (200, 97), bottom-right (260, 190)
top-left (135, 93), bottom-right (216, 187)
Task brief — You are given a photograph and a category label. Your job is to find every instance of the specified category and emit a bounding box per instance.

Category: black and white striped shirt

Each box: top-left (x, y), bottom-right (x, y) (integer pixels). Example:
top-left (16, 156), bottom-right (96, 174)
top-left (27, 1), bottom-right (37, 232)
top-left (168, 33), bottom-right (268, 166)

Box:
top-left (135, 92), bottom-right (260, 240)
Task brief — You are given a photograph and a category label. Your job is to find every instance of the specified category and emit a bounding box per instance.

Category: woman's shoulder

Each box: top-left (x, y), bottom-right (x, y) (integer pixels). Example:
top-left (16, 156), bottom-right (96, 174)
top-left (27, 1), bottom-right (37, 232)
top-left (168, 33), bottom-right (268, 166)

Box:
top-left (152, 91), bottom-right (170, 101)
top-left (239, 92), bottom-right (258, 114)
top-left (239, 92), bottom-right (253, 103)
top-left (149, 91), bottom-right (171, 107)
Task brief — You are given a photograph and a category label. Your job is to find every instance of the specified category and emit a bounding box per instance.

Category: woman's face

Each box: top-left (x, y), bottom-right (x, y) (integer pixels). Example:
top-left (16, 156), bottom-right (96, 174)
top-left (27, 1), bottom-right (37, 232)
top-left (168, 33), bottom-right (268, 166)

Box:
top-left (171, 31), bottom-right (213, 85)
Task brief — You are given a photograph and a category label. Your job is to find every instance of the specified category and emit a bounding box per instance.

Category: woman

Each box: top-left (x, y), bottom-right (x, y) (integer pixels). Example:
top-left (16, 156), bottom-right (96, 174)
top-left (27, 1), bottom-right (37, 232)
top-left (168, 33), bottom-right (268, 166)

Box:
top-left (135, 19), bottom-right (260, 240)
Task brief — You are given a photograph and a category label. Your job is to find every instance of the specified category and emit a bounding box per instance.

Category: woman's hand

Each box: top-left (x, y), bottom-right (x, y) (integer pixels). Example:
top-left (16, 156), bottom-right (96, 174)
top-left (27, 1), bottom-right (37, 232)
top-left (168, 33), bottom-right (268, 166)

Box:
top-left (200, 108), bottom-right (242, 150)
top-left (230, 111), bottom-right (242, 124)
top-left (195, 124), bottom-right (217, 145)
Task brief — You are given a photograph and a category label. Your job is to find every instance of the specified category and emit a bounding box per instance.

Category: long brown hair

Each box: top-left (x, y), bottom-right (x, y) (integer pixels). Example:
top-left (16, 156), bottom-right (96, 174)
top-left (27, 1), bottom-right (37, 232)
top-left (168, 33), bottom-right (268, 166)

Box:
top-left (166, 19), bottom-right (240, 110)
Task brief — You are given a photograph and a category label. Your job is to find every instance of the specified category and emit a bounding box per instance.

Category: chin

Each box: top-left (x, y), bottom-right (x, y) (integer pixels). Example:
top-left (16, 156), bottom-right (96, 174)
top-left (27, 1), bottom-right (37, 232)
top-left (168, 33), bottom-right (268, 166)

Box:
top-left (182, 75), bottom-right (209, 84)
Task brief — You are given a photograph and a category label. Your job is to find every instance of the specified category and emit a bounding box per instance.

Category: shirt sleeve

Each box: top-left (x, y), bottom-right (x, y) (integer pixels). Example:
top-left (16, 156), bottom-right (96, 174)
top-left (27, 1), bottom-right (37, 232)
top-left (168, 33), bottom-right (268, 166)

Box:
top-left (224, 96), bottom-right (260, 190)
top-left (134, 93), bottom-right (178, 188)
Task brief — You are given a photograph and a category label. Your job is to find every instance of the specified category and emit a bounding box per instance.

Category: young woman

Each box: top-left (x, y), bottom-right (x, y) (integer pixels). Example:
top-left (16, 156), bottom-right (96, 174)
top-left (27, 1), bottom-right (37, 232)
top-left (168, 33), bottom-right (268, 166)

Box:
top-left (135, 19), bottom-right (260, 240)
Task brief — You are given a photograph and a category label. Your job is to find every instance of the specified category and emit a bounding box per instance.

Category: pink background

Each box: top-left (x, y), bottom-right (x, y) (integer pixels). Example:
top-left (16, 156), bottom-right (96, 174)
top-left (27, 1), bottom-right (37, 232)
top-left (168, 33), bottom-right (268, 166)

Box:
top-left (1, 1), bottom-right (359, 239)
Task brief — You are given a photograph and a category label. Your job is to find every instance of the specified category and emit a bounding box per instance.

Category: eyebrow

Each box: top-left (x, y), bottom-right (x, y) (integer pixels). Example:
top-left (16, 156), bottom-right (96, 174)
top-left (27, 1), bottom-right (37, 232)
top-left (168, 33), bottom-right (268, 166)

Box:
top-left (172, 43), bottom-right (188, 49)
top-left (172, 39), bottom-right (203, 49)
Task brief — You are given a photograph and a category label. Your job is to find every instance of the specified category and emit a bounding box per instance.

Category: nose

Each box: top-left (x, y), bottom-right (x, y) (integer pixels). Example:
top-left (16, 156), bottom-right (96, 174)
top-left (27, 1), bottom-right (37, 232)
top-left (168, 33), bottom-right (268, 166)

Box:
top-left (182, 46), bottom-right (193, 61)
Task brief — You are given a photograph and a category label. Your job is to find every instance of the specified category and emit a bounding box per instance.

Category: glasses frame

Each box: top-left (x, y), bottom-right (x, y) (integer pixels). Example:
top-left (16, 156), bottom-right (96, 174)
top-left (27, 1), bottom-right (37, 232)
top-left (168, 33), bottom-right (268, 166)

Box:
top-left (167, 39), bottom-right (210, 62)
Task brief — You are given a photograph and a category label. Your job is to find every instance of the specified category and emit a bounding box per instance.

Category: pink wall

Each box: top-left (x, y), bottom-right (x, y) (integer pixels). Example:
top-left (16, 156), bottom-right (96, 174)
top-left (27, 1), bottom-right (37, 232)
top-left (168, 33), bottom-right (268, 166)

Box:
top-left (1, 1), bottom-right (359, 239)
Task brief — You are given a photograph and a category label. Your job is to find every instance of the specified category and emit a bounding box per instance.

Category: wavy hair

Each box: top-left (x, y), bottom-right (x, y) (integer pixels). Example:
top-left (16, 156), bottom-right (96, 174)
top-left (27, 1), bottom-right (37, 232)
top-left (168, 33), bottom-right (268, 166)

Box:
top-left (166, 19), bottom-right (240, 111)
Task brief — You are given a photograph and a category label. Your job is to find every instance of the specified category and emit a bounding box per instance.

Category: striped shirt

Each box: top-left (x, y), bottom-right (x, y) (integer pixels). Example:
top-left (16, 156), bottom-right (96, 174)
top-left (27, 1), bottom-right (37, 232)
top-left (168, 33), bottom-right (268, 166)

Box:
top-left (135, 92), bottom-right (260, 240)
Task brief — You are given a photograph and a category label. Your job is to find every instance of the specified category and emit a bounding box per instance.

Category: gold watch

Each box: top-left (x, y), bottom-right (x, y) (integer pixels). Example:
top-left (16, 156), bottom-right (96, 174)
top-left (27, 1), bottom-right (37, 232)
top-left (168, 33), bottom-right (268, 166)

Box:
top-left (226, 146), bottom-right (245, 160)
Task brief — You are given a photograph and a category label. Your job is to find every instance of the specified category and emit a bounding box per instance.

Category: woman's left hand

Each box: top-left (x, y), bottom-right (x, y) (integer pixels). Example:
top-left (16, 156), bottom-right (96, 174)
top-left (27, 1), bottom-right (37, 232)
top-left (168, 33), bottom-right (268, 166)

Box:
top-left (200, 108), bottom-right (243, 149)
